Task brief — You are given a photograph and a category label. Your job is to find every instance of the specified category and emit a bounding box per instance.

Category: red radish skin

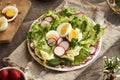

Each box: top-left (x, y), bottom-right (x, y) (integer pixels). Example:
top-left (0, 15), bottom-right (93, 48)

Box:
top-left (82, 55), bottom-right (93, 65)
top-left (59, 41), bottom-right (69, 51)
top-left (86, 56), bottom-right (92, 61)
top-left (74, 12), bottom-right (85, 15)
top-left (57, 37), bottom-right (63, 45)
top-left (0, 69), bottom-right (9, 80)
top-left (86, 56), bottom-right (93, 63)
top-left (90, 41), bottom-right (99, 55)
top-left (54, 46), bottom-right (65, 56)
top-left (47, 38), bottom-right (57, 46)
top-left (10, 69), bottom-right (21, 80)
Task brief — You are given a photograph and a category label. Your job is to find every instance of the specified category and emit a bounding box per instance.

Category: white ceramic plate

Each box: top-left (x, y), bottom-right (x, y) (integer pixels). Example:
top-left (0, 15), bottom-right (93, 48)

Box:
top-left (27, 16), bottom-right (102, 71)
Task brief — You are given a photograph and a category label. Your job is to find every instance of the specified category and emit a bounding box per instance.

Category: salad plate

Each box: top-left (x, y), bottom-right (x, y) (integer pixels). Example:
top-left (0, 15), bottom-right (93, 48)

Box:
top-left (27, 7), bottom-right (105, 71)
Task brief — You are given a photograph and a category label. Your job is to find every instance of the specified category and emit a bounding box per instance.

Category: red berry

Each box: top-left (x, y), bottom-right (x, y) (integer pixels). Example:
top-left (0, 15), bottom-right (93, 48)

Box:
top-left (10, 69), bottom-right (21, 80)
top-left (0, 69), bottom-right (9, 80)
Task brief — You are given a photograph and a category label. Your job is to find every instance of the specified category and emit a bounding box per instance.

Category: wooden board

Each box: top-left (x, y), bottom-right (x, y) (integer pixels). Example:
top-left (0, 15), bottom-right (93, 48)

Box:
top-left (0, 0), bottom-right (31, 43)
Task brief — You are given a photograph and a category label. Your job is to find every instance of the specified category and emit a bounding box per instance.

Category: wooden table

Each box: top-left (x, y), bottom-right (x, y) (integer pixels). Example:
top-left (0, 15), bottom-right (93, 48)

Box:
top-left (0, 0), bottom-right (63, 68)
top-left (0, 0), bottom-right (120, 80)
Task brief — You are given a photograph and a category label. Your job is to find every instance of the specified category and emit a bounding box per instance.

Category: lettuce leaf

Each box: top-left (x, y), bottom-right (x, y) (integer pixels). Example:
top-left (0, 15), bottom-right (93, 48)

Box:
top-left (61, 7), bottom-right (76, 17)
top-left (71, 47), bottom-right (90, 65)
top-left (47, 57), bottom-right (71, 67)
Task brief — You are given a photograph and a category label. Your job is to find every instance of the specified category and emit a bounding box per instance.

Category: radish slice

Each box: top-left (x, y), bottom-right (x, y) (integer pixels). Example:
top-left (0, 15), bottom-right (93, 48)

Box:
top-left (41, 20), bottom-right (50, 27)
top-left (47, 38), bottom-right (56, 46)
top-left (57, 37), bottom-right (63, 45)
top-left (89, 46), bottom-right (96, 54)
top-left (29, 42), bottom-right (34, 52)
top-left (44, 17), bottom-right (53, 22)
top-left (54, 46), bottom-right (65, 56)
top-left (59, 41), bottom-right (69, 51)
top-left (30, 42), bottom-right (34, 49)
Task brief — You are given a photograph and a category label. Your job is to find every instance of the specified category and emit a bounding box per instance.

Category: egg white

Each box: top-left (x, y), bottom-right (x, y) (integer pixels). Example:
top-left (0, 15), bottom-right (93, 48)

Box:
top-left (46, 30), bottom-right (60, 40)
top-left (57, 23), bottom-right (72, 37)
top-left (2, 5), bottom-right (18, 22)
top-left (0, 17), bottom-right (8, 31)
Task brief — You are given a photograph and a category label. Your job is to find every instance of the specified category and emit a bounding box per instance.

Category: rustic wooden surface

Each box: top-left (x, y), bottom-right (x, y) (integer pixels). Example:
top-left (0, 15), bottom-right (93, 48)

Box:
top-left (0, 0), bottom-right (31, 43)
top-left (0, 0), bottom-right (63, 67)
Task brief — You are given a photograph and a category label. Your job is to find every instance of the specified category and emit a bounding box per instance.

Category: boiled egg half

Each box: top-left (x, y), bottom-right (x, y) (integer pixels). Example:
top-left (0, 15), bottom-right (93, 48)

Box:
top-left (2, 5), bottom-right (18, 22)
top-left (57, 23), bottom-right (72, 37)
top-left (46, 30), bottom-right (59, 40)
top-left (0, 17), bottom-right (8, 31)
top-left (67, 28), bottom-right (82, 42)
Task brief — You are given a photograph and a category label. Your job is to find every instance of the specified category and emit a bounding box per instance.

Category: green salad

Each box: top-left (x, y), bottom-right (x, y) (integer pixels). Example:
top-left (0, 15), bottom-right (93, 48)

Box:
top-left (27, 7), bottom-right (105, 67)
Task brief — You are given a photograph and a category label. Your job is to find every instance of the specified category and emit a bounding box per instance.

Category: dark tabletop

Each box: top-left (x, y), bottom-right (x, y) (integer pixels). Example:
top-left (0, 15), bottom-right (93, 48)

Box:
top-left (0, 0), bottom-right (120, 80)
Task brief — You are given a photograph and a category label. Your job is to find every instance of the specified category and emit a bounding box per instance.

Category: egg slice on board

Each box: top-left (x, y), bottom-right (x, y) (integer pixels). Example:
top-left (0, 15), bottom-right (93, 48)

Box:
top-left (46, 30), bottom-right (60, 40)
top-left (0, 17), bottom-right (8, 32)
top-left (67, 28), bottom-right (82, 42)
top-left (2, 5), bottom-right (18, 22)
top-left (57, 23), bottom-right (72, 37)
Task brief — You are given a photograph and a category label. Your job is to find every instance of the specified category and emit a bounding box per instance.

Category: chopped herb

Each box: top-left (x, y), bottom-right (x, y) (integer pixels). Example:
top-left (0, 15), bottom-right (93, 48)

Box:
top-left (94, 24), bottom-right (100, 38)
top-left (61, 7), bottom-right (76, 17)
top-left (70, 38), bottom-right (80, 49)
top-left (81, 20), bottom-right (87, 32)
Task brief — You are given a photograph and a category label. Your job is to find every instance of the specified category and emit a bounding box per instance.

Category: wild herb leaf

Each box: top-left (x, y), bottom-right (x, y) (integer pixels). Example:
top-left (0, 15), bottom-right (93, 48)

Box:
top-left (72, 47), bottom-right (90, 65)
top-left (61, 7), bottom-right (76, 17)
top-left (94, 24), bottom-right (100, 38)
top-left (69, 16), bottom-right (81, 29)
top-left (47, 58), bottom-right (61, 67)
top-left (81, 20), bottom-right (87, 32)
top-left (47, 57), bottom-right (71, 67)
top-left (70, 38), bottom-right (80, 49)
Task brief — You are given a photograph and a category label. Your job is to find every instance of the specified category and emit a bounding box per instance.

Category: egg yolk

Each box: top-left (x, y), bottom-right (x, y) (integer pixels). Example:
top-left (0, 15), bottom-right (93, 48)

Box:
top-left (3, 9), bottom-right (15, 18)
top-left (0, 21), bottom-right (4, 27)
top-left (68, 29), bottom-right (78, 39)
top-left (61, 24), bottom-right (69, 35)
top-left (47, 34), bottom-right (57, 40)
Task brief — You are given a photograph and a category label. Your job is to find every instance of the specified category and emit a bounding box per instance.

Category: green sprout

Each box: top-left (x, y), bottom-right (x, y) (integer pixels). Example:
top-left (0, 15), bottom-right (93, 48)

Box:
top-left (103, 56), bottom-right (120, 80)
